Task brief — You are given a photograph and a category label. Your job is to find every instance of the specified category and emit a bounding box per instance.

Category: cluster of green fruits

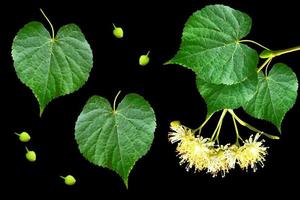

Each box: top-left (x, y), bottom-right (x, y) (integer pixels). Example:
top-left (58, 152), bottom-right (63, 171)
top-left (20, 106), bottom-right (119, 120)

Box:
top-left (14, 131), bottom-right (76, 186)
top-left (113, 24), bottom-right (150, 66)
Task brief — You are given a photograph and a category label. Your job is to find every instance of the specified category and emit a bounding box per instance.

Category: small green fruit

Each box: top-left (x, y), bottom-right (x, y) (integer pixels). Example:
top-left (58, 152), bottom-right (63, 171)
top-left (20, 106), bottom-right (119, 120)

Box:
top-left (61, 175), bottom-right (76, 186)
top-left (18, 132), bottom-right (31, 142)
top-left (139, 51), bottom-right (150, 66)
top-left (113, 24), bottom-right (123, 39)
top-left (25, 148), bottom-right (36, 162)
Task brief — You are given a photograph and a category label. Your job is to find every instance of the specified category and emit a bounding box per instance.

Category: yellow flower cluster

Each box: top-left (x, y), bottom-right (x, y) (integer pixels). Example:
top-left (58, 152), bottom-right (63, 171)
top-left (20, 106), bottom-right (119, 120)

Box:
top-left (169, 122), bottom-right (268, 177)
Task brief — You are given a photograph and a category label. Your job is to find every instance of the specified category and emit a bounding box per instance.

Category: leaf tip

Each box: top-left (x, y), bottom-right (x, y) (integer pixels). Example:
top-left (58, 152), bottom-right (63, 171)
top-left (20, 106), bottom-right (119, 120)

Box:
top-left (277, 126), bottom-right (282, 134)
top-left (275, 120), bottom-right (283, 134)
top-left (163, 60), bottom-right (172, 65)
top-left (39, 106), bottom-right (45, 117)
top-left (123, 178), bottom-right (129, 189)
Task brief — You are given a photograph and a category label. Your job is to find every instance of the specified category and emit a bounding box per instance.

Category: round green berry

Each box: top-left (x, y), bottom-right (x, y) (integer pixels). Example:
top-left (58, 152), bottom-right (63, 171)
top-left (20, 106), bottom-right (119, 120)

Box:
top-left (139, 51), bottom-right (150, 66)
top-left (113, 24), bottom-right (123, 39)
top-left (26, 150), bottom-right (36, 162)
top-left (63, 175), bottom-right (76, 186)
top-left (19, 132), bottom-right (31, 142)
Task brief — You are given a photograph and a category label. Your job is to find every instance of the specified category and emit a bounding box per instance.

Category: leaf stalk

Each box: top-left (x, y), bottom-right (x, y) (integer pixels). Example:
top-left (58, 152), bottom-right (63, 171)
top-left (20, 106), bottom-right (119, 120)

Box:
top-left (40, 9), bottom-right (55, 40)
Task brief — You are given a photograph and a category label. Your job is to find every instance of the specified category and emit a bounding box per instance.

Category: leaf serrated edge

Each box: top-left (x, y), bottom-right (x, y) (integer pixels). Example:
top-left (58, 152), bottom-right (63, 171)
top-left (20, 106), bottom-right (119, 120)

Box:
top-left (116, 93), bottom-right (157, 187)
top-left (243, 64), bottom-right (299, 133)
top-left (11, 21), bottom-right (94, 116)
top-left (75, 93), bottom-right (156, 188)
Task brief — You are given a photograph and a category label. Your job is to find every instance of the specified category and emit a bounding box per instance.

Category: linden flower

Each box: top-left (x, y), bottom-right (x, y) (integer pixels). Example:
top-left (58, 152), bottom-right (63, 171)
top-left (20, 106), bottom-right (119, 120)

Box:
top-left (207, 145), bottom-right (230, 177)
top-left (237, 133), bottom-right (268, 172)
top-left (168, 122), bottom-right (214, 172)
top-left (168, 121), bottom-right (189, 144)
top-left (169, 121), bottom-right (270, 177)
top-left (177, 136), bottom-right (213, 172)
top-left (225, 145), bottom-right (239, 169)
top-left (181, 136), bottom-right (214, 171)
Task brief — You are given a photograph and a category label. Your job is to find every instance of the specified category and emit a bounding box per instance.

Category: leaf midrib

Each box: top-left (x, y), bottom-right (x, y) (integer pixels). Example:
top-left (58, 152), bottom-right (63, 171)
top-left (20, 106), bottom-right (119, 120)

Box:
top-left (40, 39), bottom-right (55, 105)
top-left (265, 79), bottom-right (280, 124)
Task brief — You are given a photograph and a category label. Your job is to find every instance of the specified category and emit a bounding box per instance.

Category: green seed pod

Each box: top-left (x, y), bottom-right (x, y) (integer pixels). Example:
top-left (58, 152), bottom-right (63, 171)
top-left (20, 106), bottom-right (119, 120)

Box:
top-left (113, 24), bottom-right (123, 39)
top-left (25, 147), bottom-right (36, 162)
top-left (139, 51), bottom-right (150, 66)
top-left (18, 132), bottom-right (31, 142)
top-left (61, 175), bottom-right (76, 186)
top-left (259, 50), bottom-right (273, 59)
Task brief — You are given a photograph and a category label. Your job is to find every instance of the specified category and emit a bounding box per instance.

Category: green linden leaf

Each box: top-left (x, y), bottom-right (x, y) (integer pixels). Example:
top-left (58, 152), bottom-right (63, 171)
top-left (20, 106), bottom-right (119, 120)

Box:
top-left (244, 63), bottom-right (298, 132)
top-left (196, 71), bottom-right (258, 116)
top-left (75, 93), bottom-right (156, 187)
top-left (167, 4), bottom-right (258, 85)
top-left (12, 21), bottom-right (93, 115)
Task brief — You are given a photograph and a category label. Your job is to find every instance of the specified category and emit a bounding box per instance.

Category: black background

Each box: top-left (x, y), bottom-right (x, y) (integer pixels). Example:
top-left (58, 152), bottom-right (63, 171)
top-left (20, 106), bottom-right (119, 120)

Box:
top-left (1, 0), bottom-right (299, 198)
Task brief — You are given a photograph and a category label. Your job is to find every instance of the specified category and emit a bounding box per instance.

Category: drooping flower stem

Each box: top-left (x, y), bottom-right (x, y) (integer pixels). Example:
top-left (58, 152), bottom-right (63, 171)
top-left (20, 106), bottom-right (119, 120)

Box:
top-left (231, 114), bottom-right (241, 145)
top-left (228, 109), bottom-right (260, 132)
top-left (194, 114), bottom-right (213, 134)
top-left (211, 109), bottom-right (227, 142)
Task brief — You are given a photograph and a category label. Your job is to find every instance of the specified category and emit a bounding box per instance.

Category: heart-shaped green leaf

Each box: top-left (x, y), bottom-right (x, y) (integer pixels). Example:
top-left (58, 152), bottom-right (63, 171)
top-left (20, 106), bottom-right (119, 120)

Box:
top-left (167, 4), bottom-right (258, 85)
top-left (196, 71), bottom-right (258, 116)
top-left (244, 63), bottom-right (298, 132)
top-left (75, 93), bottom-right (156, 187)
top-left (12, 22), bottom-right (93, 115)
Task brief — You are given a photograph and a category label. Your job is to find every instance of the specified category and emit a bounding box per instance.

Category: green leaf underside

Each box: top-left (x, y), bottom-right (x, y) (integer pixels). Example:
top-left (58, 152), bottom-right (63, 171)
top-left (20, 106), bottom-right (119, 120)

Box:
top-left (75, 94), bottom-right (156, 186)
top-left (168, 4), bottom-right (258, 85)
top-left (196, 71), bottom-right (258, 116)
top-left (244, 63), bottom-right (298, 132)
top-left (12, 21), bottom-right (93, 115)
